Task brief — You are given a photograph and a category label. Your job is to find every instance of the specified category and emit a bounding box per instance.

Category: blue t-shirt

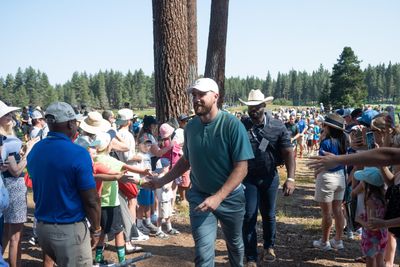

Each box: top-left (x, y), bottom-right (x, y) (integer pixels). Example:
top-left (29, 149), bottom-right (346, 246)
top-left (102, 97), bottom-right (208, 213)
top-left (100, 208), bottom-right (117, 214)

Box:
top-left (27, 132), bottom-right (95, 223)
top-left (297, 120), bottom-right (306, 133)
top-left (183, 111), bottom-right (254, 194)
top-left (314, 125), bottom-right (320, 140)
top-left (319, 138), bottom-right (344, 172)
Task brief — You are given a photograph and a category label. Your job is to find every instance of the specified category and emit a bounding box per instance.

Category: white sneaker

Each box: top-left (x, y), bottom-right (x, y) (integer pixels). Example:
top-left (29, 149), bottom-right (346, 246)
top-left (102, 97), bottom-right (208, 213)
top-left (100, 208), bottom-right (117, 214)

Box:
top-left (329, 238), bottom-right (344, 250)
top-left (346, 230), bottom-right (354, 240)
top-left (313, 239), bottom-right (332, 250)
top-left (131, 229), bottom-right (150, 242)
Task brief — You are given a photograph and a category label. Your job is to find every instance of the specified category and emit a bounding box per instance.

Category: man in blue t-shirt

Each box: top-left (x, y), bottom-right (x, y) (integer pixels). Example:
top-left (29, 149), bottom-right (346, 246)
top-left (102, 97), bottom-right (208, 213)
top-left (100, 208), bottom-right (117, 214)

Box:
top-left (27, 102), bottom-right (101, 266)
top-left (147, 78), bottom-right (254, 267)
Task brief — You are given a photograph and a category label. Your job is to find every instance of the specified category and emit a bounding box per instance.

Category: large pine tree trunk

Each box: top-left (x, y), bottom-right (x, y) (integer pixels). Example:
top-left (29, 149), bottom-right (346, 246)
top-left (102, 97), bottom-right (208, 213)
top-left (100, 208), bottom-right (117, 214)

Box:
top-left (204, 0), bottom-right (229, 108)
top-left (152, 0), bottom-right (189, 123)
top-left (187, 0), bottom-right (198, 85)
top-left (187, 0), bottom-right (198, 111)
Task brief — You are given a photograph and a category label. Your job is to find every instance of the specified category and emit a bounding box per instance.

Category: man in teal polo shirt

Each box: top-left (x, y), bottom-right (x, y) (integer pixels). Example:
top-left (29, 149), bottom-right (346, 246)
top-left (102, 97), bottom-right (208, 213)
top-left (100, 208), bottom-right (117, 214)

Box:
top-left (147, 78), bottom-right (254, 267)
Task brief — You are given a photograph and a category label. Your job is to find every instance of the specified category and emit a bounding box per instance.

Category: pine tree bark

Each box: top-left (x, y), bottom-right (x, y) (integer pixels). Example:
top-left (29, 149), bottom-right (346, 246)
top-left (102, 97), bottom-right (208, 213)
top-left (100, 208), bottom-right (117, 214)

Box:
top-left (187, 0), bottom-right (198, 86)
top-left (204, 0), bottom-right (229, 108)
top-left (187, 0), bottom-right (198, 112)
top-left (152, 0), bottom-right (189, 123)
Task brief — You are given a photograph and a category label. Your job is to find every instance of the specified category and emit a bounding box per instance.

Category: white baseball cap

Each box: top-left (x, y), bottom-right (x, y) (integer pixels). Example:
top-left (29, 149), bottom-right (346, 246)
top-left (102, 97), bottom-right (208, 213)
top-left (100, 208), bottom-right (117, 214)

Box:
top-left (31, 110), bottom-right (44, 120)
top-left (45, 102), bottom-right (79, 123)
top-left (187, 78), bottom-right (219, 94)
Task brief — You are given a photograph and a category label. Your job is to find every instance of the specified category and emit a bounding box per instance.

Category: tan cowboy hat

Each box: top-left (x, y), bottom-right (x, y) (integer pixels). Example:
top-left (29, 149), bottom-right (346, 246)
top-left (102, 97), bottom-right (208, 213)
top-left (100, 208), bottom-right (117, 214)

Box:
top-left (323, 113), bottom-right (345, 131)
top-left (239, 89), bottom-right (274, 106)
top-left (79, 111), bottom-right (111, 134)
top-left (0, 100), bottom-right (20, 118)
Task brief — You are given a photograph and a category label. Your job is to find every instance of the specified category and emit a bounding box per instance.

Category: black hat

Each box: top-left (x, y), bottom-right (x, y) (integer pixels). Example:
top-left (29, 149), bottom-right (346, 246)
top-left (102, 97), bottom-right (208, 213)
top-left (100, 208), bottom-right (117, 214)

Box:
top-left (178, 114), bottom-right (189, 121)
top-left (351, 108), bottom-right (363, 119)
top-left (143, 115), bottom-right (157, 127)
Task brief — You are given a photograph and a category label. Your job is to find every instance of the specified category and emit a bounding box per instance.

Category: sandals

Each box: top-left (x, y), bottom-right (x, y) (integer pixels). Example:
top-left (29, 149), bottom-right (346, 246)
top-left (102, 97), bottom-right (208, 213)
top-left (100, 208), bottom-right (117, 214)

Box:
top-left (167, 228), bottom-right (180, 235)
top-left (354, 256), bottom-right (366, 263)
top-left (155, 231), bottom-right (169, 239)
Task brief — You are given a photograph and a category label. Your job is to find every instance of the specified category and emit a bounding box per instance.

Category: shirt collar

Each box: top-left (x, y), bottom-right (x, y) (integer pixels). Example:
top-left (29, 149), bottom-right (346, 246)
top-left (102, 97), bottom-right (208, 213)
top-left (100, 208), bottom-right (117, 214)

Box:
top-left (47, 131), bottom-right (72, 141)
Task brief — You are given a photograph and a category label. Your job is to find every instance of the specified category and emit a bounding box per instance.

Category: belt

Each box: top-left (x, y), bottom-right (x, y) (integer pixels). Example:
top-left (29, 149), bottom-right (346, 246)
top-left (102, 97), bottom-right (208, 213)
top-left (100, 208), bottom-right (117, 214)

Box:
top-left (38, 220), bottom-right (85, 225)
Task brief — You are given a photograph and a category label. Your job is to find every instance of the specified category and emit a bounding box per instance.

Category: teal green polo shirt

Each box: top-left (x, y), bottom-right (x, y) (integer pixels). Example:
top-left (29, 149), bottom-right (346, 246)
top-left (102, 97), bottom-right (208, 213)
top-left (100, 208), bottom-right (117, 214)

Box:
top-left (183, 110), bottom-right (254, 194)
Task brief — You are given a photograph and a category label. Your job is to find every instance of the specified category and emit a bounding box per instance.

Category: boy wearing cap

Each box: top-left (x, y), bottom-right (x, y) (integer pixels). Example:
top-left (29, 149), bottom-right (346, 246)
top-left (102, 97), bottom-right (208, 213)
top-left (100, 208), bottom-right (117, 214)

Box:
top-left (29, 110), bottom-right (48, 140)
top-left (175, 114), bottom-right (191, 204)
top-left (115, 108), bottom-right (150, 243)
top-left (92, 132), bottom-right (151, 264)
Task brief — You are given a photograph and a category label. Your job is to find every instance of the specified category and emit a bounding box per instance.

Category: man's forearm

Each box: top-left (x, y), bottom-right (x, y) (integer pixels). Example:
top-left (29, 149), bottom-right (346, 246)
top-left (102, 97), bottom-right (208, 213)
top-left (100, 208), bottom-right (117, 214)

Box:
top-left (160, 157), bottom-right (190, 185)
top-left (80, 189), bottom-right (101, 230)
top-left (385, 217), bottom-right (400, 228)
top-left (282, 148), bottom-right (295, 178)
top-left (335, 147), bottom-right (400, 167)
top-left (214, 160), bottom-right (248, 201)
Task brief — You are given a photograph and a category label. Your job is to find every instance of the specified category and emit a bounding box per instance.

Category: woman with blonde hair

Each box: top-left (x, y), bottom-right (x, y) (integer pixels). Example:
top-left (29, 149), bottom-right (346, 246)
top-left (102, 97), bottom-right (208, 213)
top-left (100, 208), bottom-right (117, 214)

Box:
top-left (0, 100), bottom-right (37, 267)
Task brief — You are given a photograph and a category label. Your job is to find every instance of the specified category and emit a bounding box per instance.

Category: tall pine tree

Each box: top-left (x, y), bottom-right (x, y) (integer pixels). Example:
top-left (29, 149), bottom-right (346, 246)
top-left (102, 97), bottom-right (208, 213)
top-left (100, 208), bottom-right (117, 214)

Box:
top-left (330, 47), bottom-right (366, 107)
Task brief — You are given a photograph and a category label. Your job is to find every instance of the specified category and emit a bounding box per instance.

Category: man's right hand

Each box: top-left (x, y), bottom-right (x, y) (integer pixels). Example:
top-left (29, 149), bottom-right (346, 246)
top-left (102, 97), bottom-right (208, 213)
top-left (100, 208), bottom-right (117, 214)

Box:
top-left (141, 175), bottom-right (164, 189)
top-left (90, 233), bottom-right (100, 249)
top-left (307, 151), bottom-right (338, 174)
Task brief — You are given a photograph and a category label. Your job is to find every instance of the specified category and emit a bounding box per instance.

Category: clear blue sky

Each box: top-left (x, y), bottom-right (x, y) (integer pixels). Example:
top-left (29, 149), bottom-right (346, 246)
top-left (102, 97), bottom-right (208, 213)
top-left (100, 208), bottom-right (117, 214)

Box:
top-left (1, 0), bottom-right (399, 85)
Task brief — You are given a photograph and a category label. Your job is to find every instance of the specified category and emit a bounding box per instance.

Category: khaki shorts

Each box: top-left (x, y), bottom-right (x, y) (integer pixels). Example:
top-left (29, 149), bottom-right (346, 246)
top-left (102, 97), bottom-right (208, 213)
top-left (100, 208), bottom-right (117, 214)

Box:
top-left (298, 135), bottom-right (305, 145)
top-left (37, 221), bottom-right (92, 266)
top-left (159, 201), bottom-right (173, 219)
top-left (314, 170), bottom-right (345, 203)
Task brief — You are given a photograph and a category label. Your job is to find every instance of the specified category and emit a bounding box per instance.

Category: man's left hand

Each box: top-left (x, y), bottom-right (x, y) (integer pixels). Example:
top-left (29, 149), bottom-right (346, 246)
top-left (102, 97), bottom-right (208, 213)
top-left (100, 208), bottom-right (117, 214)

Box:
top-left (282, 179), bottom-right (295, 196)
top-left (194, 194), bottom-right (223, 212)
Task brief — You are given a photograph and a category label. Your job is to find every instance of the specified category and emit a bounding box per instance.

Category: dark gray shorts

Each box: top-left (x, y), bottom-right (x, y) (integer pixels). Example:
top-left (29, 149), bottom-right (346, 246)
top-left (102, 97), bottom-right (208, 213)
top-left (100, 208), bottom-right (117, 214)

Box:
top-left (101, 206), bottom-right (124, 235)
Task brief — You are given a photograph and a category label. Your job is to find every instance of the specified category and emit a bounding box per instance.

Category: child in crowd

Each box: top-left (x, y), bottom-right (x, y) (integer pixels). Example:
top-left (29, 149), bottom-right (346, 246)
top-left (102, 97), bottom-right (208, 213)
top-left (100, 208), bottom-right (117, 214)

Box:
top-left (154, 158), bottom-right (180, 239)
top-left (354, 167), bottom-right (388, 267)
top-left (158, 123), bottom-right (180, 212)
top-left (77, 132), bottom-right (150, 264)
top-left (306, 124), bottom-right (314, 156)
top-left (136, 136), bottom-right (159, 236)
top-left (313, 121), bottom-right (320, 152)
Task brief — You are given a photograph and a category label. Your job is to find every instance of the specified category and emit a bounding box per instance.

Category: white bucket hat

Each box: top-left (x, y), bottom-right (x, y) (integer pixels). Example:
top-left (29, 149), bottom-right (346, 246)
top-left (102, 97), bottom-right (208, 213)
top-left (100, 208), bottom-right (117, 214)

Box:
top-left (116, 108), bottom-right (133, 125)
top-left (79, 111), bottom-right (111, 134)
top-left (93, 132), bottom-right (111, 152)
top-left (0, 100), bottom-right (20, 118)
top-left (239, 89), bottom-right (274, 106)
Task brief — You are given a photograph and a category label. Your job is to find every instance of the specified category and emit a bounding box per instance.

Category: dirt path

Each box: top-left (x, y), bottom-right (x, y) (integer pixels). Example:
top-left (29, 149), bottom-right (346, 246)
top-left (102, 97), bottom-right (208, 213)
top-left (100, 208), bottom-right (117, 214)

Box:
top-left (10, 157), bottom-right (399, 266)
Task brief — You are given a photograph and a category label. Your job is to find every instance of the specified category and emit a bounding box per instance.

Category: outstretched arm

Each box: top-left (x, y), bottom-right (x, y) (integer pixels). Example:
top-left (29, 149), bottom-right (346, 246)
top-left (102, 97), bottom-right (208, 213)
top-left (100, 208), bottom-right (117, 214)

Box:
top-left (308, 148), bottom-right (400, 174)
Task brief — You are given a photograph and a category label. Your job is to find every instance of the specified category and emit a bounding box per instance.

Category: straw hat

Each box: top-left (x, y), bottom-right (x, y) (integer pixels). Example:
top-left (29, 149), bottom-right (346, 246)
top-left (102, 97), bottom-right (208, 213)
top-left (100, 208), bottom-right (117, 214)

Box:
top-left (239, 89), bottom-right (274, 106)
top-left (323, 113), bottom-right (345, 130)
top-left (79, 111), bottom-right (111, 134)
top-left (0, 100), bottom-right (20, 118)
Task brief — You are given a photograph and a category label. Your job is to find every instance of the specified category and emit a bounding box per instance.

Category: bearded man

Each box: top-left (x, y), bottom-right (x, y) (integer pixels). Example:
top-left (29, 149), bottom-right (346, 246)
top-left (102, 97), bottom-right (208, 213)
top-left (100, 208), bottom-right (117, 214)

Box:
top-left (239, 90), bottom-right (296, 266)
top-left (147, 78), bottom-right (254, 267)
